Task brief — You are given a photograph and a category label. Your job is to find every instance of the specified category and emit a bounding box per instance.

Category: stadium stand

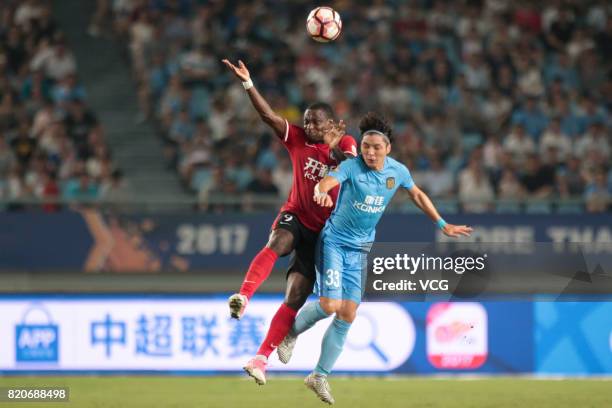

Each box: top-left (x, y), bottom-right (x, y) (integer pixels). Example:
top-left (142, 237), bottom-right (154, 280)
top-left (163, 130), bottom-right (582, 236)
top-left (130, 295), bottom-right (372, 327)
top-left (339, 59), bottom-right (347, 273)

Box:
top-left (0, 0), bottom-right (124, 211)
top-left (103, 0), bottom-right (610, 213)
top-left (4, 0), bottom-right (609, 214)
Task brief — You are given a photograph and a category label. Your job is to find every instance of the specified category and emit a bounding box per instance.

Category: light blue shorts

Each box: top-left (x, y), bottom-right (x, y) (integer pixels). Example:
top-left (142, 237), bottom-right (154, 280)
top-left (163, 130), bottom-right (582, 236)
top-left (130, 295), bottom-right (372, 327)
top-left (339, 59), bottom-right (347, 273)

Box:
top-left (314, 236), bottom-right (368, 304)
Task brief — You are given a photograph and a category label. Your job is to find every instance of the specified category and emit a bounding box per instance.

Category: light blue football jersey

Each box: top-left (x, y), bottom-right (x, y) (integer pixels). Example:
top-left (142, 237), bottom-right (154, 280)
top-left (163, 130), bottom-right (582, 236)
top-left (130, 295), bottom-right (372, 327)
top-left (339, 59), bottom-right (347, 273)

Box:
top-left (323, 155), bottom-right (415, 249)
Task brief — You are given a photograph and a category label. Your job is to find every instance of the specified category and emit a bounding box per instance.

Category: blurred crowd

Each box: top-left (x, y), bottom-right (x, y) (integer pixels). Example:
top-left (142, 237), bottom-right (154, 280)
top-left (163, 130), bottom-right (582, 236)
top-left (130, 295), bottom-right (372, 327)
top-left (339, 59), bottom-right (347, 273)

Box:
top-left (103, 0), bottom-right (610, 212)
top-left (0, 0), bottom-right (125, 211)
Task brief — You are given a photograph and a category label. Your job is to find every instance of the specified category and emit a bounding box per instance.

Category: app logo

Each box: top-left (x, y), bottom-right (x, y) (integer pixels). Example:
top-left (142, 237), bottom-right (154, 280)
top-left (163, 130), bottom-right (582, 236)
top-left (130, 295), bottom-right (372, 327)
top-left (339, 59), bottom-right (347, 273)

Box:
top-left (15, 304), bottom-right (59, 363)
top-left (426, 302), bottom-right (487, 369)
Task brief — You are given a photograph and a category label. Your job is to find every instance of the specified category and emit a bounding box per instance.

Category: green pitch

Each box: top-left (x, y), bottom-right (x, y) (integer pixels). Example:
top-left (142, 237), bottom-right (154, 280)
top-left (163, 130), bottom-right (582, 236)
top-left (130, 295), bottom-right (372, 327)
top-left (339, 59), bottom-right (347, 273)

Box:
top-left (0, 376), bottom-right (611, 408)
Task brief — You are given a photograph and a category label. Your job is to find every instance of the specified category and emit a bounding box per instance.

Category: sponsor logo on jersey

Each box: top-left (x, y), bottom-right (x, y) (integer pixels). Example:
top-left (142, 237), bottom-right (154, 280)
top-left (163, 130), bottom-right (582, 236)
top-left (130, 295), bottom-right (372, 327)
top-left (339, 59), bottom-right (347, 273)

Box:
top-left (303, 157), bottom-right (329, 182)
top-left (353, 195), bottom-right (385, 214)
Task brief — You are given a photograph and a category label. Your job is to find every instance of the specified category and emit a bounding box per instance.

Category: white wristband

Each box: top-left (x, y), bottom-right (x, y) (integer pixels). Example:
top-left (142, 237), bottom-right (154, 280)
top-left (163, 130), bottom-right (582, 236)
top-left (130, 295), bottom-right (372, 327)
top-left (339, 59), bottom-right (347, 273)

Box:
top-left (242, 78), bottom-right (253, 90)
top-left (314, 184), bottom-right (327, 199)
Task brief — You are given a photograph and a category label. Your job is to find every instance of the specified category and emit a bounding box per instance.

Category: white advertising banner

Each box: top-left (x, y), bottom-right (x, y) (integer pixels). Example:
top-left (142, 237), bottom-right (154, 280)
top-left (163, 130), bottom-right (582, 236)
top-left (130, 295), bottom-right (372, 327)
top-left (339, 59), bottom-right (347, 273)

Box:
top-left (0, 297), bottom-right (415, 372)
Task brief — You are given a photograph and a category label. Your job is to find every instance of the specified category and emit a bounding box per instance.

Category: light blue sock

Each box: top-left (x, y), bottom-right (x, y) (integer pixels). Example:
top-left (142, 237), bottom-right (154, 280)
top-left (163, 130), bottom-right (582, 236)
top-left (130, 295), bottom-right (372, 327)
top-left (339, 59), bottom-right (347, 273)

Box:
top-left (291, 301), bottom-right (330, 336)
top-left (314, 318), bottom-right (352, 376)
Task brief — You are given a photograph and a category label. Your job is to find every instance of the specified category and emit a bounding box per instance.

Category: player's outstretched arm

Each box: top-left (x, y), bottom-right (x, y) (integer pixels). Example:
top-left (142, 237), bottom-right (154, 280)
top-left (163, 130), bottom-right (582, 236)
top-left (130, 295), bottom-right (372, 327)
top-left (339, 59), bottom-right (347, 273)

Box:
top-left (406, 185), bottom-right (473, 238)
top-left (222, 59), bottom-right (286, 137)
top-left (313, 176), bottom-right (340, 207)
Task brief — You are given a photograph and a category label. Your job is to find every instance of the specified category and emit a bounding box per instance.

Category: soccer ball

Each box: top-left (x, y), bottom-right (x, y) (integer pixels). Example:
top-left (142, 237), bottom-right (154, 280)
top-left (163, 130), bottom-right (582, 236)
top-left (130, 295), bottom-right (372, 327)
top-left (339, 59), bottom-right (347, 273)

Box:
top-left (306, 7), bottom-right (342, 43)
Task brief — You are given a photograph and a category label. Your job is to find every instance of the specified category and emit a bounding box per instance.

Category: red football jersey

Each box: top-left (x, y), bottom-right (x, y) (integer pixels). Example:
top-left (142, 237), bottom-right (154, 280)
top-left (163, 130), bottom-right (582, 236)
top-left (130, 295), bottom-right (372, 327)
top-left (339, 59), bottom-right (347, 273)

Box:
top-left (279, 120), bottom-right (357, 232)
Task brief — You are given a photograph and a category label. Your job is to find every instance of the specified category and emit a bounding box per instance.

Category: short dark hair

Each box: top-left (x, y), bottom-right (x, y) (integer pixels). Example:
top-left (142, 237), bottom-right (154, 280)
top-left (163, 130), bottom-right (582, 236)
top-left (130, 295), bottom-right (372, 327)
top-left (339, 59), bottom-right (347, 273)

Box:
top-left (306, 102), bottom-right (335, 120)
top-left (359, 112), bottom-right (393, 143)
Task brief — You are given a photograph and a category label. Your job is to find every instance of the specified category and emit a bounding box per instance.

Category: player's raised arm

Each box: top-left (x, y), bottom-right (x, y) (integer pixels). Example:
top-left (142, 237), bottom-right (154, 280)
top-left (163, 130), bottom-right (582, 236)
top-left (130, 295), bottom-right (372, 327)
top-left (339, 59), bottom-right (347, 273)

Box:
top-left (313, 176), bottom-right (340, 207)
top-left (324, 120), bottom-right (354, 163)
top-left (222, 59), bottom-right (286, 137)
top-left (406, 184), bottom-right (473, 238)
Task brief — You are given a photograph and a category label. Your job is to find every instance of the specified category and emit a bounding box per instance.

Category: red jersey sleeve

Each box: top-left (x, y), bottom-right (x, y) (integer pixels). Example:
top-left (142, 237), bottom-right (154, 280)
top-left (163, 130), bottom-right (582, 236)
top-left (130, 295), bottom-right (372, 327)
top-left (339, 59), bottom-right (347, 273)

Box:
top-left (338, 135), bottom-right (358, 157)
top-left (279, 120), bottom-right (306, 149)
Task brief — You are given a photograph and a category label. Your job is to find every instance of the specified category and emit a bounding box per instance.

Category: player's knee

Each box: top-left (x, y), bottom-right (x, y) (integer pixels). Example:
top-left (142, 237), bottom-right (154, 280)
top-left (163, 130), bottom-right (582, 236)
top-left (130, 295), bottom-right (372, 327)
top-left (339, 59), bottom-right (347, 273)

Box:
top-left (284, 272), bottom-right (312, 310)
top-left (319, 298), bottom-right (341, 315)
top-left (267, 230), bottom-right (294, 256)
top-left (284, 296), bottom-right (303, 311)
top-left (284, 289), bottom-right (308, 310)
top-left (336, 309), bottom-right (356, 323)
top-left (337, 303), bottom-right (357, 322)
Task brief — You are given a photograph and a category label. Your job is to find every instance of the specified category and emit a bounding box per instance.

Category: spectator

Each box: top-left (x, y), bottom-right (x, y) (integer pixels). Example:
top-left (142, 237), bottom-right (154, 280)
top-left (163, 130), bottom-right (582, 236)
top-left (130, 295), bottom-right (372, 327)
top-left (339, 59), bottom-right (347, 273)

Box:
top-left (511, 97), bottom-right (548, 139)
top-left (516, 58), bottom-right (545, 98)
top-left (550, 98), bottom-right (581, 138)
top-left (4, 26), bottom-right (28, 75)
top-left (198, 166), bottom-right (225, 211)
top-left (595, 16), bottom-right (612, 63)
top-left (576, 95), bottom-right (607, 133)
top-left (272, 156), bottom-right (292, 199)
top-left (43, 41), bottom-right (77, 81)
top-left (208, 99), bottom-right (232, 142)
top-left (63, 172), bottom-right (99, 203)
top-left (64, 99), bottom-right (98, 148)
top-left (0, 134), bottom-right (15, 177)
top-left (14, 0), bottom-right (45, 28)
top-left (51, 74), bottom-right (86, 106)
top-left (498, 169), bottom-right (524, 200)
top-left (520, 154), bottom-right (555, 198)
top-left (584, 169), bottom-right (611, 212)
top-left (462, 53), bottom-right (490, 91)
top-left (420, 155), bottom-right (454, 198)
top-left (129, 11), bottom-right (154, 77)
top-left (100, 169), bottom-right (130, 203)
top-left (422, 113), bottom-right (461, 159)
top-left (539, 117), bottom-right (572, 160)
top-left (557, 156), bottom-right (586, 198)
top-left (178, 131), bottom-right (212, 186)
top-left (458, 156), bottom-right (495, 213)
top-left (199, 166), bottom-right (241, 213)
top-left (158, 75), bottom-right (185, 128)
top-left (482, 88), bottom-right (512, 133)
top-left (544, 53), bottom-right (578, 89)
top-left (245, 168), bottom-right (279, 198)
top-left (546, 9), bottom-right (575, 52)
top-left (483, 133), bottom-right (504, 171)
top-left (10, 128), bottom-right (37, 167)
top-left (567, 28), bottom-right (594, 62)
top-left (169, 109), bottom-right (196, 144)
top-left (39, 170), bottom-right (60, 212)
top-left (179, 45), bottom-right (217, 86)
top-left (6, 164), bottom-right (29, 209)
top-left (574, 122), bottom-right (610, 161)
top-left (504, 124), bottom-right (535, 164)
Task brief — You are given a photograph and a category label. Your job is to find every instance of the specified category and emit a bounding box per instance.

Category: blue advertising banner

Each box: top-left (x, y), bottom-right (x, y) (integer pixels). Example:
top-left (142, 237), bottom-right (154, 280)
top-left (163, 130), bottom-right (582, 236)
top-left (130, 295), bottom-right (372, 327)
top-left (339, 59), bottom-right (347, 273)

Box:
top-left (0, 211), bottom-right (610, 271)
top-left (535, 302), bottom-right (612, 375)
top-left (0, 212), bottom-right (92, 269)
